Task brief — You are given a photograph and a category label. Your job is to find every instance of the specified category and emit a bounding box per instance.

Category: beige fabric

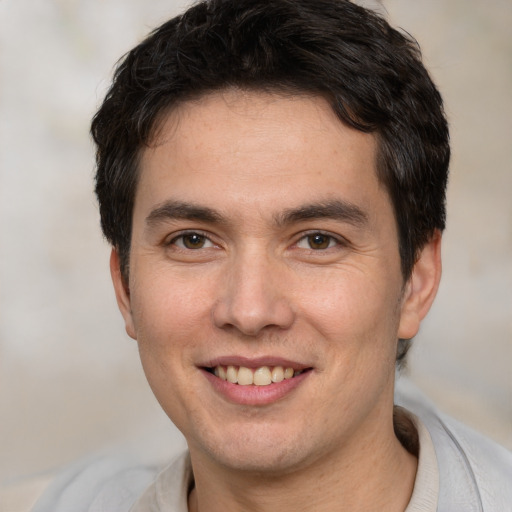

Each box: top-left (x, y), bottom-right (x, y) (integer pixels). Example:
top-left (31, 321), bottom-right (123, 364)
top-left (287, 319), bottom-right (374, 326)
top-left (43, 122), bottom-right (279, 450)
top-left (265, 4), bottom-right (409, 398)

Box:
top-left (404, 414), bottom-right (439, 512)
top-left (129, 453), bottom-right (192, 512)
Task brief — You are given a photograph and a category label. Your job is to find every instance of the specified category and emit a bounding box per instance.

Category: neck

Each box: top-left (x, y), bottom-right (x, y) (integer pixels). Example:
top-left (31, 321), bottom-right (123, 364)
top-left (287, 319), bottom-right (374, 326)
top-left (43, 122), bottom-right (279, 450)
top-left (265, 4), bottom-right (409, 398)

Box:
top-left (187, 414), bottom-right (417, 512)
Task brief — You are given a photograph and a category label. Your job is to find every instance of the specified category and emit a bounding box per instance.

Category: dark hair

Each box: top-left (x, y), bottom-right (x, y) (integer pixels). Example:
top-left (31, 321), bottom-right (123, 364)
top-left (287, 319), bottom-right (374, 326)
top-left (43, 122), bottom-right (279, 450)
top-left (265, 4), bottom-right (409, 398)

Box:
top-left (92, 0), bottom-right (450, 363)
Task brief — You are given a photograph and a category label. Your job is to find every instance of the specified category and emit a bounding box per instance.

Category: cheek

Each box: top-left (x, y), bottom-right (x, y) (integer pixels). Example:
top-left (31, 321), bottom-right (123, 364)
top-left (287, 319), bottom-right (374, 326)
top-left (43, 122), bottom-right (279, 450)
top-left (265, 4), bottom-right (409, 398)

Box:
top-left (131, 269), bottom-right (211, 341)
top-left (128, 279), bottom-right (208, 406)
top-left (299, 267), bottom-right (401, 340)
top-left (295, 268), bottom-right (403, 390)
top-left (130, 277), bottom-right (210, 424)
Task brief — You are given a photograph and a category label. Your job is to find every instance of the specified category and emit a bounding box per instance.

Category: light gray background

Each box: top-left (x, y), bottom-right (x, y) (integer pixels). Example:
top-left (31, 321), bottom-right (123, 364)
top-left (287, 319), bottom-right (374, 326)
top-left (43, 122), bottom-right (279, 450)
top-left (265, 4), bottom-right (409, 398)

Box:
top-left (0, 0), bottom-right (511, 485)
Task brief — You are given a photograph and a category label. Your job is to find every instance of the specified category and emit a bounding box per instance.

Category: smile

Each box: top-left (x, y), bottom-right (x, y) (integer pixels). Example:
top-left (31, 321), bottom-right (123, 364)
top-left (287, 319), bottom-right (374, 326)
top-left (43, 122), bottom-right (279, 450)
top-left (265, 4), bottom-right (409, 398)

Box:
top-left (208, 365), bottom-right (306, 386)
top-left (201, 359), bottom-right (312, 405)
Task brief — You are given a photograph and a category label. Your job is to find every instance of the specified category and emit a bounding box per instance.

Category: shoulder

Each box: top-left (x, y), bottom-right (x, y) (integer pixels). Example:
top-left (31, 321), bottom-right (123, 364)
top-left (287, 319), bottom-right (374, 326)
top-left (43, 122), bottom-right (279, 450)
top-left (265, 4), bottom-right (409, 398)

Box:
top-left (29, 455), bottom-right (162, 512)
top-left (396, 377), bottom-right (512, 512)
top-left (433, 413), bottom-right (512, 511)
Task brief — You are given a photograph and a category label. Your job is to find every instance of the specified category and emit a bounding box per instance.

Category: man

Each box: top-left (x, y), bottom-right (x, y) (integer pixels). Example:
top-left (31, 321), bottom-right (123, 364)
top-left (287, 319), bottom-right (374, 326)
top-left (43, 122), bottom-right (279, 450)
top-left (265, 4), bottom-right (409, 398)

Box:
top-left (33, 0), bottom-right (511, 511)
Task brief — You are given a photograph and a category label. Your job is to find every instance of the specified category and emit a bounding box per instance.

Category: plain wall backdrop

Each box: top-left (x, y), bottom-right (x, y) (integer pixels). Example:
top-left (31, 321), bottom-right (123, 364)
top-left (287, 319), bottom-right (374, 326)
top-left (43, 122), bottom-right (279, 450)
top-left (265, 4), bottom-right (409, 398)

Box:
top-left (0, 0), bottom-right (511, 485)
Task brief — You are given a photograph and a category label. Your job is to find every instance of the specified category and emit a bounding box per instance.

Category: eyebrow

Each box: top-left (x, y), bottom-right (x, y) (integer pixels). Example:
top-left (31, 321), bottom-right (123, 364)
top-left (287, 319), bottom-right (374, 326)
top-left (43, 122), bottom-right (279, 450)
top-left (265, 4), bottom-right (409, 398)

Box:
top-left (145, 200), bottom-right (226, 228)
top-left (274, 199), bottom-right (368, 228)
top-left (145, 198), bottom-right (368, 231)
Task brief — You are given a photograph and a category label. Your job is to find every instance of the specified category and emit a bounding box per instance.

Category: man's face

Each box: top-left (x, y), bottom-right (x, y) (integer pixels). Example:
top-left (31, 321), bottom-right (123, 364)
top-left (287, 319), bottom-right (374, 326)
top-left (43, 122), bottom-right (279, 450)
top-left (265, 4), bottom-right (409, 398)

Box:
top-left (113, 90), bottom-right (421, 474)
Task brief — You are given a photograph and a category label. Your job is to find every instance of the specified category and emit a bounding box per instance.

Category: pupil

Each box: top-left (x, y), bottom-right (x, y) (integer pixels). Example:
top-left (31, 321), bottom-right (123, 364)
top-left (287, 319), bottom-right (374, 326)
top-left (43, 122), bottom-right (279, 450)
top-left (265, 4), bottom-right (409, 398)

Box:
top-left (184, 234), bottom-right (204, 249)
top-left (309, 234), bottom-right (329, 249)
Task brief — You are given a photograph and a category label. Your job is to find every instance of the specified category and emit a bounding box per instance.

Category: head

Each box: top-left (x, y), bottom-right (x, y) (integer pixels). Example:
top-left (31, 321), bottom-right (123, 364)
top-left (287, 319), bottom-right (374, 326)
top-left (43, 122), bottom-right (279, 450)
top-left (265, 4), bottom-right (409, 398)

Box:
top-left (92, 0), bottom-right (448, 477)
top-left (92, 0), bottom-right (449, 365)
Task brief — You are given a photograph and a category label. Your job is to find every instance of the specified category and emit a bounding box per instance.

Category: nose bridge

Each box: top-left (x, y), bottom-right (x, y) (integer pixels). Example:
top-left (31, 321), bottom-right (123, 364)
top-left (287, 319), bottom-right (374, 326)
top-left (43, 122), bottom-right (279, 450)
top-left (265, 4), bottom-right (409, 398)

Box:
top-left (213, 243), bottom-right (294, 335)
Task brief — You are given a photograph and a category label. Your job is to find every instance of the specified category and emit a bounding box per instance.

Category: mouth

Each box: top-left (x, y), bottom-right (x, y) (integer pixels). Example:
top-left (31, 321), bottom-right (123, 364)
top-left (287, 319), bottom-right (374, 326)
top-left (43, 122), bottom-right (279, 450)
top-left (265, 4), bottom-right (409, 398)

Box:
top-left (204, 365), bottom-right (311, 386)
top-left (200, 358), bottom-right (313, 405)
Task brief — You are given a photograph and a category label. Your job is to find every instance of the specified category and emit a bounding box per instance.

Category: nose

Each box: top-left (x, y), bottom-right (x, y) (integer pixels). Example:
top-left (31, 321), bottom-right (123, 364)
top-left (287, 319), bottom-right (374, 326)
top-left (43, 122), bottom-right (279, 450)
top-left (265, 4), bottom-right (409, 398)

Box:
top-left (212, 249), bottom-right (295, 336)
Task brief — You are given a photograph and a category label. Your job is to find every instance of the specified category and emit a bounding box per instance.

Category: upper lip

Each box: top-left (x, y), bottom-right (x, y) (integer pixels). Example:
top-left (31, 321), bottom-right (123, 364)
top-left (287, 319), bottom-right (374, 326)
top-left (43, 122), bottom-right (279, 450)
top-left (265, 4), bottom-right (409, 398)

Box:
top-left (199, 355), bottom-right (311, 371)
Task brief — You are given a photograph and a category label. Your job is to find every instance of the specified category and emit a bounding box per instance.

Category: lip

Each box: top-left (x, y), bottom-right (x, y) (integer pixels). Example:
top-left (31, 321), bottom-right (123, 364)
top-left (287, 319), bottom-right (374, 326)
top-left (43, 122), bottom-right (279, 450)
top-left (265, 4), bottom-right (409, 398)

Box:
top-left (199, 356), bottom-right (313, 406)
top-left (199, 355), bottom-right (310, 370)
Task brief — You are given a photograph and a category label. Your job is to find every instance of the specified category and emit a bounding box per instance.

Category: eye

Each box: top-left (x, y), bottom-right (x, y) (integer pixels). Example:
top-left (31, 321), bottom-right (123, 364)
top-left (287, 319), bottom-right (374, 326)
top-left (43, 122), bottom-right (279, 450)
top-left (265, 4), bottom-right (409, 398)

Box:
top-left (296, 233), bottom-right (339, 250)
top-left (170, 232), bottom-right (215, 250)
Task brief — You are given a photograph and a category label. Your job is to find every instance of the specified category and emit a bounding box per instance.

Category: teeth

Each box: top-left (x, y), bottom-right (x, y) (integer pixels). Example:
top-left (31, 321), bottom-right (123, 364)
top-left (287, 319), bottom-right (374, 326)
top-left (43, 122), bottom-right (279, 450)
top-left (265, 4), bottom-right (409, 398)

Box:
top-left (226, 365), bottom-right (238, 384)
top-left (212, 365), bottom-right (301, 386)
top-left (253, 366), bottom-right (272, 386)
top-left (271, 366), bottom-right (284, 383)
top-left (237, 366), bottom-right (254, 386)
top-left (214, 366), bottom-right (227, 381)
top-left (284, 367), bottom-right (294, 379)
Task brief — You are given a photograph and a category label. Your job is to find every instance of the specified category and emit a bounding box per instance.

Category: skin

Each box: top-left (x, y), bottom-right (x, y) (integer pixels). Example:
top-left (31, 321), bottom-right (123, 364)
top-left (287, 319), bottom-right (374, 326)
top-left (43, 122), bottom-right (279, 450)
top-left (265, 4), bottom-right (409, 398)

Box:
top-left (111, 90), bottom-right (442, 512)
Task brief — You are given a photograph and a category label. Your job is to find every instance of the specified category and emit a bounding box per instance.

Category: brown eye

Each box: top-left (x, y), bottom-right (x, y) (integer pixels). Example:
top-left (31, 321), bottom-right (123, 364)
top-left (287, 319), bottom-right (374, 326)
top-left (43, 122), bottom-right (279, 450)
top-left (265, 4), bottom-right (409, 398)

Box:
top-left (183, 234), bottom-right (205, 249)
top-left (296, 233), bottom-right (337, 250)
top-left (308, 234), bottom-right (331, 249)
top-left (172, 233), bottom-right (213, 249)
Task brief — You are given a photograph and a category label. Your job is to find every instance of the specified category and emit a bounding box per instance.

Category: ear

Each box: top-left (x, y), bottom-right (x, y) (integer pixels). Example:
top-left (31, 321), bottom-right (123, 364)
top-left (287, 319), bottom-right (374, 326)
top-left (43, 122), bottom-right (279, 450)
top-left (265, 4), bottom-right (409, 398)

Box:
top-left (398, 230), bottom-right (442, 340)
top-left (110, 248), bottom-right (137, 340)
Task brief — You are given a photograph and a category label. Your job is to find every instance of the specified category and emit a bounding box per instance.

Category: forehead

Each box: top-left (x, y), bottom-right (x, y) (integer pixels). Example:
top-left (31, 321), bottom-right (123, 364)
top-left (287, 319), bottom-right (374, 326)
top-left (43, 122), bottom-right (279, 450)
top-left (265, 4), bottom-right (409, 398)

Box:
top-left (136, 90), bottom-right (385, 222)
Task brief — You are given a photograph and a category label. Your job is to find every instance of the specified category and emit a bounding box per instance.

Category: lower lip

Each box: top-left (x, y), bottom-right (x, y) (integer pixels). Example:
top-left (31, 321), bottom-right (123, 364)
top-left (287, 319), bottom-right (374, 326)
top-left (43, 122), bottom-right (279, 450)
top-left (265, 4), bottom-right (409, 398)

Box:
top-left (201, 369), bottom-right (311, 406)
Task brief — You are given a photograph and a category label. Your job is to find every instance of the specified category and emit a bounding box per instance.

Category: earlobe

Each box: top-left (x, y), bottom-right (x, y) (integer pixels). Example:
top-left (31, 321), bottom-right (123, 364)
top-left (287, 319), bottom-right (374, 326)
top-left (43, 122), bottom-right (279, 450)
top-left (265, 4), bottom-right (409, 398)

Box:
top-left (110, 248), bottom-right (137, 340)
top-left (398, 231), bottom-right (442, 340)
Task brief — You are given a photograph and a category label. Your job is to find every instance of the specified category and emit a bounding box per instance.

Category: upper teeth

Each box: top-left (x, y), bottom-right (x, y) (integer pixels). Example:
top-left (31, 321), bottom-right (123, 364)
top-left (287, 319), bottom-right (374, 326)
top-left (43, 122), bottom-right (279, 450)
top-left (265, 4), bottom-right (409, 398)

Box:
top-left (213, 365), bottom-right (299, 386)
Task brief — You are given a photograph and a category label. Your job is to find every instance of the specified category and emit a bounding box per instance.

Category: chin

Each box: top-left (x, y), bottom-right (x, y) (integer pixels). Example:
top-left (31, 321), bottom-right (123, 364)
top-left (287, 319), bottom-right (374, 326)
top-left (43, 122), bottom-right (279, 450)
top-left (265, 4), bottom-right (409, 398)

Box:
top-left (188, 420), bottom-right (323, 475)
top-left (208, 443), bottom-right (306, 475)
